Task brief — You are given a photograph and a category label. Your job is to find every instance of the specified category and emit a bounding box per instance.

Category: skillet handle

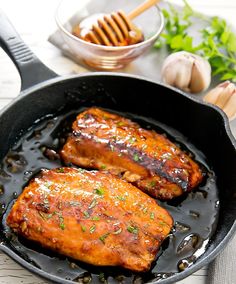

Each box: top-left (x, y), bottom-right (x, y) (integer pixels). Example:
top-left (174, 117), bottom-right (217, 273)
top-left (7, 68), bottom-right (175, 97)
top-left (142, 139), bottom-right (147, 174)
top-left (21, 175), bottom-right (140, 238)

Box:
top-left (0, 10), bottom-right (58, 92)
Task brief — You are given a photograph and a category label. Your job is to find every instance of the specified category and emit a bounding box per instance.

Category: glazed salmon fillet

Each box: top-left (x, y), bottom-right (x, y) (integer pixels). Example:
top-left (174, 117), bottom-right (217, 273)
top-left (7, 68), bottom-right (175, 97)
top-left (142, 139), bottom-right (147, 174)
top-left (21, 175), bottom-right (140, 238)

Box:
top-left (61, 108), bottom-right (203, 199)
top-left (7, 168), bottom-right (173, 272)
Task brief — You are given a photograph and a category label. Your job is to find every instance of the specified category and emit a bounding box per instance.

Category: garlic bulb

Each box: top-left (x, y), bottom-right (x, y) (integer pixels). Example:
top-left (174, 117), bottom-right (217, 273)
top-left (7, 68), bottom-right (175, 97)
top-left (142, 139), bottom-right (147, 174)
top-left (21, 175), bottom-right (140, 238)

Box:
top-left (204, 81), bottom-right (236, 120)
top-left (161, 51), bottom-right (211, 94)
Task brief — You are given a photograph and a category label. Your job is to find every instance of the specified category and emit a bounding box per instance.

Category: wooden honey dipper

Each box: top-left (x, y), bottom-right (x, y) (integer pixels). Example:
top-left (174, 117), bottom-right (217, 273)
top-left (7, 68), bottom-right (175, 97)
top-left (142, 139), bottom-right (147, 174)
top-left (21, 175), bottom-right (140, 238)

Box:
top-left (73, 0), bottom-right (159, 46)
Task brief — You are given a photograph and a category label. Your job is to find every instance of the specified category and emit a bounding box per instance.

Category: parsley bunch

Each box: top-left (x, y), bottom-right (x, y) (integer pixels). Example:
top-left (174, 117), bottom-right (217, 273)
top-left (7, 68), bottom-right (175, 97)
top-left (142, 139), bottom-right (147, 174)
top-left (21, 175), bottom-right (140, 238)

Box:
top-left (155, 0), bottom-right (236, 82)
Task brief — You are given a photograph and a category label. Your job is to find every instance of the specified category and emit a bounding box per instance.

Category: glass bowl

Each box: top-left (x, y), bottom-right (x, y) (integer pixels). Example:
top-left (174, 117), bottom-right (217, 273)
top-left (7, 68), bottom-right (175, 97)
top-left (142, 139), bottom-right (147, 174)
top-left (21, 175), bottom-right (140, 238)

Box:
top-left (55, 0), bottom-right (164, 70)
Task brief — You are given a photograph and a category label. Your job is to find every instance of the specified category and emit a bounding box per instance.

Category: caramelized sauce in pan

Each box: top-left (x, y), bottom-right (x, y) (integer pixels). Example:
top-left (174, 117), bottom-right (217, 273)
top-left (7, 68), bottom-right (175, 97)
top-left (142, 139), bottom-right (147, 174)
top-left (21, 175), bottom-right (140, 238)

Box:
top-left (0, 108), bottom-right (219, 283)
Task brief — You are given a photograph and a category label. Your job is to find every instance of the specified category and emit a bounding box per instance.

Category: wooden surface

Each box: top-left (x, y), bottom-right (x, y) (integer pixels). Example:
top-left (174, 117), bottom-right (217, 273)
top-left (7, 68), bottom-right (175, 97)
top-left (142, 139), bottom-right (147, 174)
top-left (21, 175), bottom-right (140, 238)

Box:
top-left (0, 0), bottom-right (235, 283)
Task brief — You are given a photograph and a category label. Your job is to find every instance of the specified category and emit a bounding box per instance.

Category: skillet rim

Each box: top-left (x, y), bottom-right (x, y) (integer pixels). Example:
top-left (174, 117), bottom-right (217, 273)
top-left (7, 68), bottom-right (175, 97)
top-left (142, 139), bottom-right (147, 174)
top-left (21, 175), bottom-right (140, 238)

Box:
top-left (1, 72), bottom-right (236, 149)
top-left (0, 72), bottom-right (235, 284)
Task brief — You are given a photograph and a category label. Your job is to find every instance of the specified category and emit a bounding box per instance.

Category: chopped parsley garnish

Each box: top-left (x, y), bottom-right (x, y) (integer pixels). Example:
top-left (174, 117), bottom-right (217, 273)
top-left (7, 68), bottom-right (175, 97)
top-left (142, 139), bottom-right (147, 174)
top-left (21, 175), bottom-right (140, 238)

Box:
top-left (150, 212), bottom-right (155, 220)
top-left (90, 225), bottom-right (96, 234)
top-left (133, 153), bottom-right (140, 162)
top-left (159, 221), bottom-right (166, 226)
top-left (91, 216), bottom-right (100, 221)
top-left (44, 182), bottom-right (52, 189)
top-left (59, 215), bottom-right (65, 230)
top-left (116, 195), bottom-right (126, 201)
top-left (127, 225), bottom-right (139, 234)
top-left (100, 165), bottom-right (107, 170)
top-left (95, 188), bottom-right (104, 196)
top-left (143, 207), bottom-right (148, 214)
top-left (56, 168), bottom-right (65, 173)
top-left (84, 113), bottom-right (90, 119)
top-left (81, 225), bottom-right (86, 232)
top-left (149, 181), bottom-right (157, 188)
top-left (128, 137), bottom-right (137, 144)
top-left (88, 198), bottom-right (98, 209)
top-left (99, 233), bottom-right (110, 243)
top-left (38, 211), bottom-right (54, 220)
top-left (83, 211), bottom-right (90, 218)
top-left (60, 223), bottom-right (65, 230)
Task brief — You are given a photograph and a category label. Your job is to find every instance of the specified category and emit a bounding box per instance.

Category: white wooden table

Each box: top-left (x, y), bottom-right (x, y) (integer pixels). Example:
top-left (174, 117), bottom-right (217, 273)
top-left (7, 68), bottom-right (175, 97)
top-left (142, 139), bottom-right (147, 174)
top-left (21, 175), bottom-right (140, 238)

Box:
top-left (0, 1), bottom-right (235, 283)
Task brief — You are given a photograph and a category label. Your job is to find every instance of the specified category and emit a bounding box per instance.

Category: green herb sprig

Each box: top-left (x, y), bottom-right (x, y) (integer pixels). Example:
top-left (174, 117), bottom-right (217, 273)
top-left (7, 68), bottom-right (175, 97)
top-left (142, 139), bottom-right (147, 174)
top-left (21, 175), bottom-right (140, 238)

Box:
top-left (127, 225), bottom-right (139, 234)
top-left (155, 0), bottom-right (236, 82)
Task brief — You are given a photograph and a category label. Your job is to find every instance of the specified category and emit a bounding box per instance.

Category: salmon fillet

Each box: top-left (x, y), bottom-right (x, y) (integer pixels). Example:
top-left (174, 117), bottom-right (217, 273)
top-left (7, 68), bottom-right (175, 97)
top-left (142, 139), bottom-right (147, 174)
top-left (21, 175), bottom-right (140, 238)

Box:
top-left (61, 108), bottom-right (203, 199)
top-left (7, 167), bottom-right (173, 272)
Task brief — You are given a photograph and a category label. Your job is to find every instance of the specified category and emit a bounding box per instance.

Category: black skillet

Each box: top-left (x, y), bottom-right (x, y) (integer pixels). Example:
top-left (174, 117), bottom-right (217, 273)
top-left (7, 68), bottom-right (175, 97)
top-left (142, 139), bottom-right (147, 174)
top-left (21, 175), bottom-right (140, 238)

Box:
top-left (0, 11), bottom-right (236, 284)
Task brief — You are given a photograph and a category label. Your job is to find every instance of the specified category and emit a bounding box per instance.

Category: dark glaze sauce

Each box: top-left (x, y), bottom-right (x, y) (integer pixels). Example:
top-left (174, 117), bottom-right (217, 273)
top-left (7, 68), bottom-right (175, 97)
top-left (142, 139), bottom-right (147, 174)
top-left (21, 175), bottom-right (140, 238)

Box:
top-left (0, 108), bottom-right (219, 283)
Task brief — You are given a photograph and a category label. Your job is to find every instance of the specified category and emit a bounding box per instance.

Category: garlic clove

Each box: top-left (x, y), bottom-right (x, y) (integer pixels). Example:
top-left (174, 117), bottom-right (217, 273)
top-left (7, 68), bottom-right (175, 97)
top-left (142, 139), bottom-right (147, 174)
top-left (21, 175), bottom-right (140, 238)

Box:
top-left (203, 81), bottom-right (230, 104)
top-left (174, 58), bottom-right (194, 92)
top-left (215, 82), bottom-right (235, 108)
top-left (222, 89), bottom-right (236, 119)
top-left (161, 51), bottom-right (211, 94)
top-left (203, 87), bottom-right (222, 104)
top-left (162, 62), bottom-right (179, 86)
top-left (204, 81), bottom-right (236, 121)
top-left (190, 58), bottom-right (211, 93)
top-left (161, 52), bottom-right (193, 91)
top-left (162, 55), bottom-right (193, 92)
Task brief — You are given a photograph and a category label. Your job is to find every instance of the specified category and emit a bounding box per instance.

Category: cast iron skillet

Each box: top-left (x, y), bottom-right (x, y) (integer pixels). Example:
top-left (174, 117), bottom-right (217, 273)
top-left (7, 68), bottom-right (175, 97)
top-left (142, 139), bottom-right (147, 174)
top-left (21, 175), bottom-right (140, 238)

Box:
top-left (0, 11), bottom-right (235, 284)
